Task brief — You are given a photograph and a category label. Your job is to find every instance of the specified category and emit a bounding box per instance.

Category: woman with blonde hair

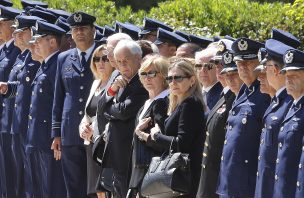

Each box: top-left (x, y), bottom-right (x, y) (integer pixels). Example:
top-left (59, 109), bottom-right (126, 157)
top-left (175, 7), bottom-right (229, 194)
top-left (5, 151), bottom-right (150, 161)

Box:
top-left (79, 44), bottom-right (114, 198)
top-left (128, 54), bottom-right (170, 197)
top-left (137, 60), bottom-right (205, 197)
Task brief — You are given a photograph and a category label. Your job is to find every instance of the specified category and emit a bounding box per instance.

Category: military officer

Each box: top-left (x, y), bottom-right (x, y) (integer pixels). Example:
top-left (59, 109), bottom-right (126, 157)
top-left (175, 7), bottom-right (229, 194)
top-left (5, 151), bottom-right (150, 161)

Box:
top-left (154, 28), bottom-right (188, 57)
top-left (294, 57), bottom-right (304, 198)
top-left (26, 20), bottom-right (66, 198)
top-left (216, 38), bottom-right (270, 198)
top-left (272, 49), bottom-right (304, 198)
top-left (51, 11), bottom-right (98, 198)
top-left (196, 50), bottom-right (238, 198)
top-left (0, 6), bottom-right (21, 198)
top-left (254, 40), bottom-right (294, 198)
top-left (139, 17), bottom-right (173, 42)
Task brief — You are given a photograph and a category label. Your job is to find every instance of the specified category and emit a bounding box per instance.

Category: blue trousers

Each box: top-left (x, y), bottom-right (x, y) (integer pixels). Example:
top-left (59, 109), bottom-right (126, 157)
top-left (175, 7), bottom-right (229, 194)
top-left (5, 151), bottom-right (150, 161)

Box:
top-left (27, 148), bottom-right (66, 198)
top-left (61, 145), bottom-right (89, 198)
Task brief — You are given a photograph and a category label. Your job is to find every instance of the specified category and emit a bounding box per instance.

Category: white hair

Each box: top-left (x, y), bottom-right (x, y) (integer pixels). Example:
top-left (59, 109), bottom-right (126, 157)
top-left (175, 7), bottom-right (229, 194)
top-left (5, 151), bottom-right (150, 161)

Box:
top-left (195, 44), bottom-right (218, 63)
top-left (107, 33), bottom-right (132, 44)
top-left (114, 40), bottom-right (143, 58)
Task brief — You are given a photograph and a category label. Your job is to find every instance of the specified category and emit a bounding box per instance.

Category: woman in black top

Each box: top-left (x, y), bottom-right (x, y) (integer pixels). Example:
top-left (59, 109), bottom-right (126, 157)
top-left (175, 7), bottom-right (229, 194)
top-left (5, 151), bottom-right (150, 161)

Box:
top-left (79, 45), bottom-right (114, 198)
top-left (137, 59), bottom-right (205, 197)
top-left (128, 55), bottom-right (170, 197)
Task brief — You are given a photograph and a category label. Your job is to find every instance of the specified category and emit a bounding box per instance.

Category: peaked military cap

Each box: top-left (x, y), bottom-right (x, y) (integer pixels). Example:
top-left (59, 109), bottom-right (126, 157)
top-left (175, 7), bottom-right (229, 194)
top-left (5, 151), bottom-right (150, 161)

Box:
top-left (220, 51), bottom-right (238, 74)
top-left (0, 6), bottom-right (21, 21)
top-left (271, 28), bottom-right (301, 49)
top-left (154, 28), bottom-right (188, 47)
top-left (189, 34), bottom-right (213, 49)
top-left (213, 39), bottom-right (233, 61)
top-left (213, 36), bottom-right (222, 42)
top-left (281, 49), bottom-right (304, 72)
top-left (265, 39), bottom-right (294, 64)
top-left (55, 17), bottom-right (70, 33)
top-left (257, 47), bottom-right (268, 66)
top-left (99, 25), bottom-right (115, 42)
top-left (140, 17), bottom-right (173, 36)
top-left (118, 22), bottom-right (141, 40)
top-left (67, 11), bottom-right (96, 27)
top-left (48, 9), bottom-right (70, 19)
top-left (13, 15), bottom-right (45, 33)
top-left (174, 30), bottom-right (190, 42)
top-left (0, 0), bottom-right (13, 7)
top-left (32, 20), bottom-right (65, 38)
top-left (28, 8), bottom-right (57, 23)
top-left (21, 0), bottom-right (48, 9)
top-left (232, 37), bottom-right (264, 61)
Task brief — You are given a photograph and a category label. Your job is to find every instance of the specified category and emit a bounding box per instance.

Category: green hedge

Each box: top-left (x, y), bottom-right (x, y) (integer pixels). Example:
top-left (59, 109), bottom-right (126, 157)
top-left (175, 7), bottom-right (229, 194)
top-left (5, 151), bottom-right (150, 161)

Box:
top-left (11, 0), bottom-right (304, 47)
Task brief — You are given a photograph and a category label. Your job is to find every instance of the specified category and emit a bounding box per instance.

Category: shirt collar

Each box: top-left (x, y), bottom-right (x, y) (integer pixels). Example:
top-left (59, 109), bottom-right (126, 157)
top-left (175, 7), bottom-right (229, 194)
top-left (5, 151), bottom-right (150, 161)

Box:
top-left (77, 43), bottom-right (95, 61)
top-left (276, 87), bottom-right (285, 98)
top-left (5, 38), bottom-right (14, 48)
top-left (154, 89), bottom-right (169, 100)
top-left (223, 86), bottom-right (230, 94)
top-left (202, 82), bottom-right (217, 93)
top-left (293, 95), bottom-right (304, 106)
top-left (45, 50), bottom-right (59, 63)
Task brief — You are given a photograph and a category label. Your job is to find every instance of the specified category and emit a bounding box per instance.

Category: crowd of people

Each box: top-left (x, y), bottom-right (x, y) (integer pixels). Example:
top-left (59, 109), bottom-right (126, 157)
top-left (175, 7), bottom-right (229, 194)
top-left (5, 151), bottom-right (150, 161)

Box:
top-left (0, 0), bottom-right (304, 198)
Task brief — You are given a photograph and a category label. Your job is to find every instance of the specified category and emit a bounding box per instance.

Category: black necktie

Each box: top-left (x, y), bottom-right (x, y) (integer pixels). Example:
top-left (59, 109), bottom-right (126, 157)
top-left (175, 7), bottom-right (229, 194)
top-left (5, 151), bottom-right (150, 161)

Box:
top-left (81, 52), bottom-right (86, 68)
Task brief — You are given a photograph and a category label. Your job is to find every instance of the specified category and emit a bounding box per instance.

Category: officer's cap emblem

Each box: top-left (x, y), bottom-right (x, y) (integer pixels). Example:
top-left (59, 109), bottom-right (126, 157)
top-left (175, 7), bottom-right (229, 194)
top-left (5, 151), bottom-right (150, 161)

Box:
top-left (14, 19), bottom-right (19, 28)
top-left (74, 13), bottom-right (82, 23)
top-left (238, 39), bottom-right (248, 51)
top-left (285, 51), bottom-right (294, 64)
top-left (35, 22), bottom-right (39, 32)
top-left (224, 53), bottom-right (233, 64)
top-left (218, 41), bottom-right (226, 52)
top-left (258, 50), bottom-right (262, 62)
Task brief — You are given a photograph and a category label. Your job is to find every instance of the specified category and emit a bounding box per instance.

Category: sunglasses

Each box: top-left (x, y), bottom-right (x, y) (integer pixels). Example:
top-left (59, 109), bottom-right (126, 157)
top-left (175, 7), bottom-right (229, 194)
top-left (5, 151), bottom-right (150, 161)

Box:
top-left (93, 55), bottom-right (109, 63)
top-left (195, 63), bottom-right (215, 70)
top-left (165, 75), bottom-right (190, 83)
top-left (140, 71), bottom-right (159, 78)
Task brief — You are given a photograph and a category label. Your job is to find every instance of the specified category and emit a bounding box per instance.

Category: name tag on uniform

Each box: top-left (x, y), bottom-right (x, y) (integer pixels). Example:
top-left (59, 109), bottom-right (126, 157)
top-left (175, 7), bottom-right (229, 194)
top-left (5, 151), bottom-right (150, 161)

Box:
top-left (217, 104), bottom-right (226, 114)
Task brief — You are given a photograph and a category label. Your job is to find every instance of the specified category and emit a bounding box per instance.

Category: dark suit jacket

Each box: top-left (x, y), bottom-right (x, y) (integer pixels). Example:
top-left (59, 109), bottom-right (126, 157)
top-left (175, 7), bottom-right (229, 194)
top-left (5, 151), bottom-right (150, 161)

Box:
top-left (52, 44), bottom-right (98, 146)
top-left (102, 74), bottom-right (148, 171)
top-left (196, 90), bottom-right (235, 198)
top-left (152, 96), bottom-right (205, 197)
top-left (206, 81), bottom-right (223, 111)
top-left (129, 97), bottom-right (168, 188)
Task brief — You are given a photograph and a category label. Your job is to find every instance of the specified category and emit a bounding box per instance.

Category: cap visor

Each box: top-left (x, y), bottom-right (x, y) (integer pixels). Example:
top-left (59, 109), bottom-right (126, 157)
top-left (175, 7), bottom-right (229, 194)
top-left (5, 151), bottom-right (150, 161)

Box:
top-left (154, 39), bottom-right (163, 45)
top-left (220, 67), bottom-right (238, 74)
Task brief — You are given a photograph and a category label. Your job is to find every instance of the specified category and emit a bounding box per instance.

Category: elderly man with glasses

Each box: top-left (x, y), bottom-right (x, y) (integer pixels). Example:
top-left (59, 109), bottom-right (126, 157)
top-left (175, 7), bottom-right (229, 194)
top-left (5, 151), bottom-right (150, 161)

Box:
top-left (195, 44), bottom-right (223, 112)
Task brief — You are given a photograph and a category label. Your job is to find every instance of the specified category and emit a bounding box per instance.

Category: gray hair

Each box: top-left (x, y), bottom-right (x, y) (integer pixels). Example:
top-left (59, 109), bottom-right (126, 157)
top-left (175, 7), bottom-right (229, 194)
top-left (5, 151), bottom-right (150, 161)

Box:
top-left (107, 33), bottom-right (132, 45)
top-left (114, 39), bottom-right (143, 58)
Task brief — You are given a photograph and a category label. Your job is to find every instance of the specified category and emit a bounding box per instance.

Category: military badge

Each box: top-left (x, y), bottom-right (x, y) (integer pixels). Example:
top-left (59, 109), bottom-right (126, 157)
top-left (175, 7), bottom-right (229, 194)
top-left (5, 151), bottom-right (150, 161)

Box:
top-left (74, 13), bottom-right (82, 23)
top-left (238, 39), bottom-right (248, 51)
top-left (285, 51), bottom-right (294, 64)
top-left (223, 52), bottom-right (232, 64)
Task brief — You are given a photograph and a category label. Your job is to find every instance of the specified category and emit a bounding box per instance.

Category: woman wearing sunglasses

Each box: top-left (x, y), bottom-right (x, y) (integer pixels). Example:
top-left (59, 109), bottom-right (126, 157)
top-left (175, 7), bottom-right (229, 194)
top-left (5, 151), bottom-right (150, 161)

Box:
top-left (79, 45), bottom-right (114, 198)
top-left (137, 59), bottom-right (205, 197)
top-left (128, 55), bottom-right (170, 197)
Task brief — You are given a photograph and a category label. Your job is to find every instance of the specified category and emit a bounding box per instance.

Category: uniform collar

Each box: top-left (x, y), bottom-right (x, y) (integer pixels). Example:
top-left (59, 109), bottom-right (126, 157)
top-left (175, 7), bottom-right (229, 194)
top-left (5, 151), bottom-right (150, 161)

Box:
top-left (76, 43), bottom-right (95, 61)
top-left (275, 86), bottom-right (285, 98)
top-left (5, 38), bottom-right (14, 48)
top-left (45, 50), bottom-right (59, 63)
top-left (293, 95), bottom-right (304, 106)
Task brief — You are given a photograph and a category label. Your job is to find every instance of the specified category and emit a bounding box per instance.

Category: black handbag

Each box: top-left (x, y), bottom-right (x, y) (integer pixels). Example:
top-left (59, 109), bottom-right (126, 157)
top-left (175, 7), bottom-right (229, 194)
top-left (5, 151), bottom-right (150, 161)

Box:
top-left (92, 135), bottom-right (106, 166)
top-left (140, 138), bottom-right (191, 197)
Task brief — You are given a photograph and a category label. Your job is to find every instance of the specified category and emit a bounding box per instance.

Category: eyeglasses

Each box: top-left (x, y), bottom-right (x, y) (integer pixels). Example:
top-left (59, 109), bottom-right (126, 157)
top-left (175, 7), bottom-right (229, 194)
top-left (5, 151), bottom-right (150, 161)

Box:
top-left (93, 55), bottom-right (109, 63)
top-left (140, 71), bottom-right (159, 78)
top-left (165, 75), bottom-right (190, 83)
top-left (195, 63), bottom-right (215, 71)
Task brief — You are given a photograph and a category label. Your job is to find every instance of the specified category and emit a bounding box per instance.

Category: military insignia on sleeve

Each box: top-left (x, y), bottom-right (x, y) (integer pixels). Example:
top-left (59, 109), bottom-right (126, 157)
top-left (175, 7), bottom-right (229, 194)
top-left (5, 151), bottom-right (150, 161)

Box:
top-left (238, 39), bottom-right (248, 51)
top-left (285, 51), bottom-right (294, 64)
top-left (74, 13), bottom-right (82, 23)
top-left (223, 52), bottom-right (232, 64)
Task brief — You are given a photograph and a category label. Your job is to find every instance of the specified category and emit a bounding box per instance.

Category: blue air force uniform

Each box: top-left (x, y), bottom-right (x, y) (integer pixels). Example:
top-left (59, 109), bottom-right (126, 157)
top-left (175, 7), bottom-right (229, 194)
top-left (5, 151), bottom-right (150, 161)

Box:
top-left (254, 38), bottom-right (295, 198)
top-left (216, 38), bottom-right (270, 197)
top-left (272, 49), bottom-right (304, 198)
top-left (51, 12), bottom-right (97, 198)
top-left (26, 21), bottom-right (66, 198)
